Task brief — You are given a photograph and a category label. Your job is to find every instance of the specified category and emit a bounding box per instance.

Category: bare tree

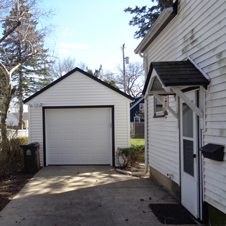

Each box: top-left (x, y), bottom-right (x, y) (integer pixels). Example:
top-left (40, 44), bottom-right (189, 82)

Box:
top-left (115, 62), bottom-right (144, 97)
top-left (0, 0), bottom-right (51, 152)
top-left (51, 56), bottom-right (76, 78)
top-left (50, 57), bottom-right (88, 79)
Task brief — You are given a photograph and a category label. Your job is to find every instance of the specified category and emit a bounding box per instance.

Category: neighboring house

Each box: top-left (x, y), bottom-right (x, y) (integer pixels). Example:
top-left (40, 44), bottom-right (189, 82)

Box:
top-left (0, 113), bottom-right (19, 126)
top-left (11, 112), bottom-right (28, 129)
top-left (24, 67), bottom-right (133, 167)
top-left (135, 0), bottom-right (226, 224)
top-left (130, 96), bottom-right (144, 122)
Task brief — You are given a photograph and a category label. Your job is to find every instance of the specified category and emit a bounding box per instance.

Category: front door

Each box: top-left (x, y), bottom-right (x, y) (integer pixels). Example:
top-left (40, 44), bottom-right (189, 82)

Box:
top-left (180, 91), bottom-right (199, 218)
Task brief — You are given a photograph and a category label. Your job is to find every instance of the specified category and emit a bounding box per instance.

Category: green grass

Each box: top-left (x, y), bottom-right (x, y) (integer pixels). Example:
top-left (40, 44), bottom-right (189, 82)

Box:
top-left (130, 138), bottom-right (145, 146)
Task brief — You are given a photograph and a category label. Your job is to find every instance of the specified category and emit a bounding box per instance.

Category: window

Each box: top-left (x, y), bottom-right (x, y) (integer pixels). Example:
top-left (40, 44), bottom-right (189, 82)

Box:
top-left (154, 96), bottom-right (164, 117)
top-left (139, 103), bottom-right (144, 110)
top-left (134, 116), bottom-right (140, 122)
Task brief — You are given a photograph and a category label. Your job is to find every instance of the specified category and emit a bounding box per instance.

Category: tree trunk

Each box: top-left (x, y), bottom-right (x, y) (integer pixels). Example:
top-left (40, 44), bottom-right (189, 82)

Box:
top-left (19, 66), bottom-right (23, 129)
top-left (0, 85), bottom-right (16, 154)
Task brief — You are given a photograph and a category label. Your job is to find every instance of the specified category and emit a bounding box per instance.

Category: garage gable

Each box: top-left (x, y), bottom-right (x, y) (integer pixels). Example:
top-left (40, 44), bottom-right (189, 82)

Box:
top-left (24, 67), bottom-right (133, 104)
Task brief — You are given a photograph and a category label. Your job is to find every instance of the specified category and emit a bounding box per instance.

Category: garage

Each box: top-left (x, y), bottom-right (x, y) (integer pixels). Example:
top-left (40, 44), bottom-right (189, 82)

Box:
top-left (45, 107), bottom-right (112, 165)
top-left (24, 68), bottom-right (133, 167)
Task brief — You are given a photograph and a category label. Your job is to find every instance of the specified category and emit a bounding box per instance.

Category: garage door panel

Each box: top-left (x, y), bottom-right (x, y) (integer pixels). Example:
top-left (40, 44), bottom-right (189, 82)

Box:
top-left (64, 148), bottom-right (79, 154)
top-left (65, 154), bottom-right (78, 163)
top-left (64, 126), bottom-right (78, 134)
top-left (95, 154), bottom-right (110, 162)
top-left (49, 154), bottom-right (62, 163)
top-left (48, 139), bottom-right (62, 148)
top-left (80, 154), bottom-right (94, 163)
top-left (48, 126), bottom-right (61, 134)
top-left (80, 125), bottom-right (93, 133)
top-left (80, 134), bottom-right (93, 140)
top-left (96, 109), bottom-right (109, 118)
top-left (96, 148), bottom-right (109, 154)
top-left (65, 140), bottom-right (79, 149)
top-left (96, 124), bottom-right (109, 131)
top-left (80, 140), bottom-right (93, 148)
top-left (46, 108), bottom-right (112, 165)
top-left (96, 141), bottom-right (109, 148)
top-left (64, 118), bottom-right (81, 125)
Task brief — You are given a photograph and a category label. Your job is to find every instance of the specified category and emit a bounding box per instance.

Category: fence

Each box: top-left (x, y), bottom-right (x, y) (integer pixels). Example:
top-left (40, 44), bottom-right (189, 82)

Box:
top-left (130, 122), bottom-right (144, 138)
top-left (1, 129), bottom-right (28, 139)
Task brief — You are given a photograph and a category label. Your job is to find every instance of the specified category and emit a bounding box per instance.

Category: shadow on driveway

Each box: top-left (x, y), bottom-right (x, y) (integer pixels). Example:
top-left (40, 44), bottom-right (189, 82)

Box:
top-left (0, 166), bottom-right (195, 226)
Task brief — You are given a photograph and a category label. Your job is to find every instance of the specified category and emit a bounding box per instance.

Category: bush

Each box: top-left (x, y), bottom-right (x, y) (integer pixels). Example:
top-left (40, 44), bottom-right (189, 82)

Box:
top-left (116, 145), bottom-right (144, 169)
top-left (10, 136), bottom-right (29, 152)
top-left (0, 136), bottom-right (28, 179)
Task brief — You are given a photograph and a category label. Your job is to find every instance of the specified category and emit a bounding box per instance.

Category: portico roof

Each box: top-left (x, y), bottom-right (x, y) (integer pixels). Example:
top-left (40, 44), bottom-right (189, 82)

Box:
top-left (143, 60), bottom-right (210, 96)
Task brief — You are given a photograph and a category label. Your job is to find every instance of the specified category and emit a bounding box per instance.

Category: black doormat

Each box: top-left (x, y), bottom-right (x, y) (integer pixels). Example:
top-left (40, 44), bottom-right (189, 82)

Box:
top-left (149, 204), bottom-right (197, 224)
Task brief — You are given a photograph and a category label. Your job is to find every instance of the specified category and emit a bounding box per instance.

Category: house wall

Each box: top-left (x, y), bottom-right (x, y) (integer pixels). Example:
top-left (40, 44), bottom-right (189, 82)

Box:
top-left (143, 0), bottom-right (226, 214)
top-left (130, 98), bottom-right (145, 122)
top-left (25, 71), bottom-right (131, 166)
top-left (0, 114), bottom-right (20, 126)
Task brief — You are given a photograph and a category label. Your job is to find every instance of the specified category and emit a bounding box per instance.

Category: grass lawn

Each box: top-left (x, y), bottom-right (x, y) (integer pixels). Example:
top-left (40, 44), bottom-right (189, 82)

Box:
top-left (130, 138), bottom-right (145, 146)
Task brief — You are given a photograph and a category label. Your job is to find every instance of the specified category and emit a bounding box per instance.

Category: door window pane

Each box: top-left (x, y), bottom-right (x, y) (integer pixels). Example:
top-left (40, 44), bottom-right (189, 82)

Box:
top-left (183, 103), bottom-right (193, 138)
top-left (183, 140), bottom-right (194, 176)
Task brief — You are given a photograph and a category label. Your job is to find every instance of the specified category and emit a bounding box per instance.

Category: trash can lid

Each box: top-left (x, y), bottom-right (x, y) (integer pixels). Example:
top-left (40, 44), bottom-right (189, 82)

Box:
top-left (20, 142), bottom-right (40, 148)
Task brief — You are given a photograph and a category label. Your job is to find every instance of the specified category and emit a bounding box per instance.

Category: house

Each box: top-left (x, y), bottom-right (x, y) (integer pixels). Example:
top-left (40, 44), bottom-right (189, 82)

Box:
top-left (135, 0), bottom-right (226, 224)
top-left (0, 113), bottom-right (19, 127)
top-left (23, 67), bottom-right (133, 167)
top-left (130, 96), bottom-right (144, 122)
top-left (11, 112), bottom-right (28, 129)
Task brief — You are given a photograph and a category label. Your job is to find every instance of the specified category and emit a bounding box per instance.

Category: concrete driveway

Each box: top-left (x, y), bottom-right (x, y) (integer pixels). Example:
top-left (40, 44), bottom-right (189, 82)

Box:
top-left (0, 166), bottom-right (189, 226)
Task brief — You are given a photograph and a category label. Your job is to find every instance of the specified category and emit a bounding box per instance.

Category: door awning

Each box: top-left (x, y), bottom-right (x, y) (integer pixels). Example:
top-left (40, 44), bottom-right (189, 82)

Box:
top-left (143, 60), bottom-right (210, 118)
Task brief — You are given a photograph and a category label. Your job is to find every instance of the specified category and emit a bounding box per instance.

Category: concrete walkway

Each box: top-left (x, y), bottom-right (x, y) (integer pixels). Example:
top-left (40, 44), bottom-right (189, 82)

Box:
top-left (0, 166), bottom-right (197, 226)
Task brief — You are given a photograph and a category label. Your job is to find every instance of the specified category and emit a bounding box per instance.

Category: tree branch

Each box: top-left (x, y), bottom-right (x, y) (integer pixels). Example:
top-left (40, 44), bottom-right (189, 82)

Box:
top-left (0, 20), bottom-right (21, 43)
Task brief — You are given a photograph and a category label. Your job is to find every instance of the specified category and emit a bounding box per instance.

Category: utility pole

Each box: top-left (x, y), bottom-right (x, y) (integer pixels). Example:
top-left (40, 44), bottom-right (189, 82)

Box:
top-left (121, 44), bottom-right (129, 93)
top-left (121, 43), bottom-right (126, 93)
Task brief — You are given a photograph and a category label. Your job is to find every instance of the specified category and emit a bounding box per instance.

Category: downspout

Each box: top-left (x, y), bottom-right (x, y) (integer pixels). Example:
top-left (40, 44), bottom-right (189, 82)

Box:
top-left (116, 51), bottom-right (148, 176)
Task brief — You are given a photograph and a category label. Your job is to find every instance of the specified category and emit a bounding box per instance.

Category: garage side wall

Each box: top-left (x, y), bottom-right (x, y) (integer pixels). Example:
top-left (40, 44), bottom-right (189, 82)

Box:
top-left (144, 0), bottom-right (226, 214)
top-left (26, 71), bottom-right (131, 166)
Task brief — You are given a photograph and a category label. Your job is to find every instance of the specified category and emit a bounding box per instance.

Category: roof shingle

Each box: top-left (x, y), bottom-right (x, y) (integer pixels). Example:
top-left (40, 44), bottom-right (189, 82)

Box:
top-left (143, 60), bottom-right (210, 95)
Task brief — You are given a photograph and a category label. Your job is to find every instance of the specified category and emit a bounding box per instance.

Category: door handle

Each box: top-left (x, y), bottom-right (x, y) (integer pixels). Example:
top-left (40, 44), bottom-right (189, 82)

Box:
top-left (193, 154), bottom-right (196, 158)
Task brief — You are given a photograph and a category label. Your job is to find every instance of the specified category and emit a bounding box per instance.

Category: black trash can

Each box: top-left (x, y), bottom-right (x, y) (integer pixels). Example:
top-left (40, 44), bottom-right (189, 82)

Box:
top-left (20, 142), bottom-right (40, 173)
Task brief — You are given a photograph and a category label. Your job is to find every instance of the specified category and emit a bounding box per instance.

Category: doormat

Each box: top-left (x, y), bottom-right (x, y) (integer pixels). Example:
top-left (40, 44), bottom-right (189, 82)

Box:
top-left (149, 204), bottom-right (197, 224)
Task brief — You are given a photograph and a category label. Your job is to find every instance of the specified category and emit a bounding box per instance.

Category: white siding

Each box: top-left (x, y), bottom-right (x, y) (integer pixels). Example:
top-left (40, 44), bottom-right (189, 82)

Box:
top-left (147, 96), bottom-right (179, 184)
top-left (26, 71), bottom-right (131, 166)
top-left (143, 0), bottom-right (226, 213)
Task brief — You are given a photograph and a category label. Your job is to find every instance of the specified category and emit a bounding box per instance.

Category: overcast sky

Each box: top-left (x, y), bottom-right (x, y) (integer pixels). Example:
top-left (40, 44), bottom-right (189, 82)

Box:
top-left (44, 0), bottom-right (152, 73)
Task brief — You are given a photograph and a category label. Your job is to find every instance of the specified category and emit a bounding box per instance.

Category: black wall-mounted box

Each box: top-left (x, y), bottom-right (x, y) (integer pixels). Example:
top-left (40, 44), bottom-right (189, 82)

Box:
top-left (200, 143), bottom-right (225, 162)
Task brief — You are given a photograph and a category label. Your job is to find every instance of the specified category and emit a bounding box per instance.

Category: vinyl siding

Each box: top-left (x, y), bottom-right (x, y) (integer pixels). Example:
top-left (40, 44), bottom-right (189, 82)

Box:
top-left (26, 71), bottom-right (131, 166)
top-left (143, 0), bottom-right (226, 213)
top-left (147, 96), bottom-right (179, 184)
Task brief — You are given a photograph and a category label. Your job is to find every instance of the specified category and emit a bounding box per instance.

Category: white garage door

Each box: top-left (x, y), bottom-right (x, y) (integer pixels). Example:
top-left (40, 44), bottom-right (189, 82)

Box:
top-left (45, 108), bottom-right (112, 165)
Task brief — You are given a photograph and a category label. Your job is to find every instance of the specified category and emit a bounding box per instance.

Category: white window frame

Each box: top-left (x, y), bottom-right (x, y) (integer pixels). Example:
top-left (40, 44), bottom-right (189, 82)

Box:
top-left (134, 116), bottom-right (140, 122)
top-left (139, 103), bottom-right (144, 110)
top-left (154, 96), bottom-right (164, 117)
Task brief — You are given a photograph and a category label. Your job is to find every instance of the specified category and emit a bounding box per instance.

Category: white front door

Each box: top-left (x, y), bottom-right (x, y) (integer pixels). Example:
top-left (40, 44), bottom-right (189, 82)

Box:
top-left (180, 91), bottom-right (199, 218)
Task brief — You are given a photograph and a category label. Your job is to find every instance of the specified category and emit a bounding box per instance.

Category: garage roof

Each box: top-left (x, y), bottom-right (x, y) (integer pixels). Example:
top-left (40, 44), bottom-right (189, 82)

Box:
top-left (24, 67), bottom-right (134, 103)
top-left (143, 60), bottom-right (210, 95)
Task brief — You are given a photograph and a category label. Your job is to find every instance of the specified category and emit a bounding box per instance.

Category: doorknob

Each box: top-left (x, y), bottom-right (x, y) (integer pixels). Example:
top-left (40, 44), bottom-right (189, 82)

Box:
top-left (193, 154), bottom-right (196, 158)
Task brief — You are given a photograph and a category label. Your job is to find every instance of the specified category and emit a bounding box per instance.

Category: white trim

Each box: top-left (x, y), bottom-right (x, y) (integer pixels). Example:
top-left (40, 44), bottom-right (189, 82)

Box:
top-left (180, 91), bottom-right (200, 218)
top-left (171, 87), bottom-right (203, 118)
top-left (130, 96), bottom-right (144, 110)
top-left (139, 103), bottom-right (144, 110)
top-left (153, 94), bottom-right (179, 119)
top-left (188, 56), bottom-right (210, 81)
top-left (134, 116), bottom-right (141, 122)
top-left (135, 7), bottom-right (173, 54)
